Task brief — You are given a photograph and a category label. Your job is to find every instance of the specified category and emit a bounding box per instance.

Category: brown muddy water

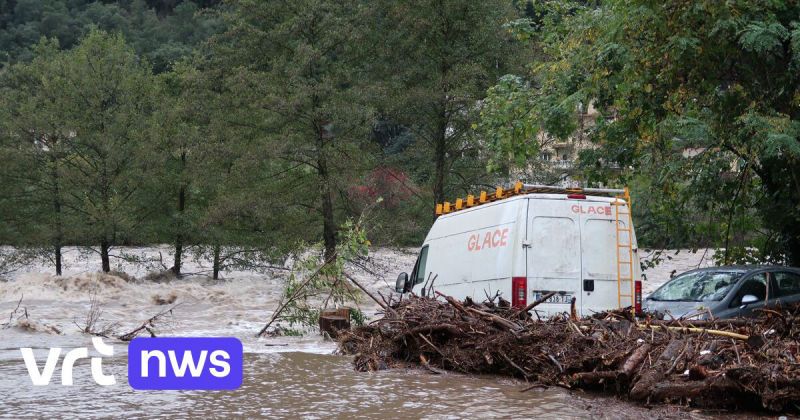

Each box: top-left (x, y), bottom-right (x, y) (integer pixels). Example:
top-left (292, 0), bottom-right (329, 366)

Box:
top-left (0, 247), bottom-right (722, 419)
top-left (1, 349), bottom-right (603, 419)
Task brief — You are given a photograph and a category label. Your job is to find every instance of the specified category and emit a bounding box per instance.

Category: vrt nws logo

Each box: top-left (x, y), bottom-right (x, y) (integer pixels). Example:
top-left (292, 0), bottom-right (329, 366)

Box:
top-left (20, 337), bottom-right (116, 386)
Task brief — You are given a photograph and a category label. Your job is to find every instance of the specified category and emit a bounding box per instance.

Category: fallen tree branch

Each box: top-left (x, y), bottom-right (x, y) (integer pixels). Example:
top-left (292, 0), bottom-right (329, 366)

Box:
top-left (118, 303), bottom-right (181, 341)
top-left (257, 258), bottom-right (335, 337)
top-left (342, 271), bottom-right (396, 317)
top-left (622, 343), bottom-right (651, 378)
top-left (516, 291), bottom-right (556, 316)
top-left (2, 294), bottom-right (24, 328)
top-left (436, 291), bottom-right (521, 331)
top-left (640, 325), bottom-right (748, 340)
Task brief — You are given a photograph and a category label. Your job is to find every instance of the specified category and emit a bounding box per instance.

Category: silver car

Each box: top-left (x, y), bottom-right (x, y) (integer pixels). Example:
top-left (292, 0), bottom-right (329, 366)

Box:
top-left (642, 266), bottom-right (800, 319)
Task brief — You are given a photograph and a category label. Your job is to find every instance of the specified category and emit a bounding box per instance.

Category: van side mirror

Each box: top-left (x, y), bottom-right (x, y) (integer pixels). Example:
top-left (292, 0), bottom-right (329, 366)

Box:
top-left (741, 294), bottom-right (759, 306)
top-left (396, 272), bottom-right (410, 293)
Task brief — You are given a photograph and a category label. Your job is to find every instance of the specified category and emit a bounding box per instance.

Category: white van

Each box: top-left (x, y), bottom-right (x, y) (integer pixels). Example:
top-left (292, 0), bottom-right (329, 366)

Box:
top-left (396, 183), bottom-right (643, 317)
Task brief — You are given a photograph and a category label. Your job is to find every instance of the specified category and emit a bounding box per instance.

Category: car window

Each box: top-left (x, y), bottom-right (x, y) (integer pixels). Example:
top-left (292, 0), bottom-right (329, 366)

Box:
top-left (650, 271), bottom-right (741, 302)
top-left (775, 271), bottom-right (800, 297)
top-left (411, 245), bottom-right (429, 285)
top-left (730, 273), bottom-right (771, 307)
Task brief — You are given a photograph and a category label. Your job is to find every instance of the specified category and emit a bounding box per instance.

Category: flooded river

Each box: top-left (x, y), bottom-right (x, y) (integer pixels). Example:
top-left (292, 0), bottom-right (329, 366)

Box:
top-left (0, 247), bottom-right (716, 418)
top-left (1, 349), bottom-right (596, 419)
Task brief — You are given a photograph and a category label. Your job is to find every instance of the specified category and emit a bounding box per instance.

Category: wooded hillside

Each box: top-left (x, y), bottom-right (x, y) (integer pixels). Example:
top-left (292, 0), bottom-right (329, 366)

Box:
top-left (2, 0), bottom-right (799, 275)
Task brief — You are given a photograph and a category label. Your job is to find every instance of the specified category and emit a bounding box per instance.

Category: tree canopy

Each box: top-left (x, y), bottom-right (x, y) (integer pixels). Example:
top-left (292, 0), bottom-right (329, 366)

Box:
top-left (3, 0), bottom-right (800, 275)
top-left (0, 0), bottom-right (222, 72)
top-left (493, 0), bottom-right (800, 264)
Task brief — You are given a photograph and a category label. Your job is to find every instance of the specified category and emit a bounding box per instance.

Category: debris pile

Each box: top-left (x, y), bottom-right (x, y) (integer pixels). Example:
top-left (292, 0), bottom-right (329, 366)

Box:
top-left (338, 294), bottom-right (800, 412)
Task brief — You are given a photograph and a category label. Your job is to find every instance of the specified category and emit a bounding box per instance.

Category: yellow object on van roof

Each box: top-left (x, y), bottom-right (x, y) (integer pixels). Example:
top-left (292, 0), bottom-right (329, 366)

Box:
top-left (435, 181), bottom-right (629, 216)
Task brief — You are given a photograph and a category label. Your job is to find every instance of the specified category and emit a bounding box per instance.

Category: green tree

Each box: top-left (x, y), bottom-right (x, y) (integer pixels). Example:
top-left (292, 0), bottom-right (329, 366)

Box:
top-left (49, 30), bottom-right (159, 272)
top-left (0, 39), bottom-right (70, 274)
top-left (211, 0), bottom-right (374, 261)
top-left (0, 31), bottom-right (160, 273)
top-left (475, 74), bottom-right (543, 174)
top-left (148, 61), bottom-right (214, 276)
top-left (496, 1), bottom-right (800, 263)
top-left (378, 0), bottom-right (522, 209)
top-left (0, 0), bottom-right (222, 73)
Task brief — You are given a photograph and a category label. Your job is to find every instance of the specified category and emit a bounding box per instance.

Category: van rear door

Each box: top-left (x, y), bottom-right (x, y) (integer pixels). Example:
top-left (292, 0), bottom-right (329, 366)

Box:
top-left (526, 199), bottom-right (582, 315)
top-left (578, 201), bottom-right (623, 315)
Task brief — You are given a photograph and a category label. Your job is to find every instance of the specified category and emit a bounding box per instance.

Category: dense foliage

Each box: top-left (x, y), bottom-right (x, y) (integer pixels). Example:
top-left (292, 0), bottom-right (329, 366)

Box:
top-left (0, 0), bottom-right (527, 275)
top-left (0, 0), bottom-right (222, 72)
top-left (2, 0), bottom-right (799, 275)
top-left (489, 0), bottom-right (800, 265)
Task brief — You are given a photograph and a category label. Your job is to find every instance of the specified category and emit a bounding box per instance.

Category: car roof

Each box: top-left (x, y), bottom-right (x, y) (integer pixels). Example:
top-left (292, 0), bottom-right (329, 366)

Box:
top-left (651, 265), bottom-right (800, 298)
top-left (680, 265), bottom-right (800, 274)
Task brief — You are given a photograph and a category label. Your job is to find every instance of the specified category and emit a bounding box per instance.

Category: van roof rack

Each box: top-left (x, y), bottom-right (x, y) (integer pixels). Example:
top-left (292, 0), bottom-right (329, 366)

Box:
top-left (519, 184), bottom-right (625, 196)
top-left (435, 181), bottom-right (628, 216)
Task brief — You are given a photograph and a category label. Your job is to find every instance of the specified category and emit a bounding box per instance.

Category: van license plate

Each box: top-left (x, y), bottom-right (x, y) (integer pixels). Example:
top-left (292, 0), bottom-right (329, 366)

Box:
top-left (533, 292), bottom-right (573, 304)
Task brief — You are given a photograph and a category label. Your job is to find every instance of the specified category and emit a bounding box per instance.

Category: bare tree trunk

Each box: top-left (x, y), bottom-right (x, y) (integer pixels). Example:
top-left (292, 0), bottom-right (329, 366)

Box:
top-left (319, 166), bottom-right (336, 262)
top-left (100, 159), bottom-right (111, 273)
top-left (173, 230), bottom-right (183, 276)
top-left (432, 108), bottom-right (448, 211)
top-left (51, 163), bottom-right (63, 276)
top-left (317, 130), bottom-right (336, 262)
top-left (54, 244), bottom-right (62, 276)
top-left (173, 151), bottom-right (187, 276)
top-left (213, 244), bottom-right (221, 280)
top-left (100, 240), bottom-right (110, 273)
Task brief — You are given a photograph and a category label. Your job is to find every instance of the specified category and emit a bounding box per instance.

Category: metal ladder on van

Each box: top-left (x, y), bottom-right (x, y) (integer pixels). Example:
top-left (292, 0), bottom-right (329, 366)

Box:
top-left (614, 188), bottom-right (636, 312)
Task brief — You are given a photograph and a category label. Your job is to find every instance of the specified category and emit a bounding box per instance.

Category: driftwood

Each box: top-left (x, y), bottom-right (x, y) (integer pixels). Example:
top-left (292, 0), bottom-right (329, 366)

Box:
top-left (629, 339), bottom-right (685, 400)
top-left (622, 343), bottom-right (651, 378)
top-left (338, 294), bottom-right (800, 413)
top-left (437, 291), bottom-right (521, 331)
top-left (342, 271), bottom-right (397, 317)
top-left (640, 324), bottom-right (749, 340)
top-left (649, 376), bottom-right (742, 403)
top-left (516, 291), bottom-right (557, 315)
top-left (118, 304), bottom-right (180, 341)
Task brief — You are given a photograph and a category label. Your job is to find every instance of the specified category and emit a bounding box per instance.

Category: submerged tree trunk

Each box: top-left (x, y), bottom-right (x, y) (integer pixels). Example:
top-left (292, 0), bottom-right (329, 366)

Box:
top-left (51, 162), bottom-right (63, 276)
top-left (100, 159), bottom-right (112, 273)
top-left (54, 244), bottom-right (62, 276)
top-left (173, 230), bottom-right (183, 276)
top-left (173, 151), bottom-right (187, 276)
top-left (100, 240), bottom-right (110, 273)
top-left (213, 244), bottom-right (221, 280)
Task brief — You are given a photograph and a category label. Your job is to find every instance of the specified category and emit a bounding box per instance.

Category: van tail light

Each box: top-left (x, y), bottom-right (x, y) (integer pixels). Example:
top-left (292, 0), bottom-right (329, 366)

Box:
top-left (634, 280), bottom-right (642, 315)
top-left (512, 277), bottom-right (527, 308)
top-left (567, 194), bottom-right (586, 199)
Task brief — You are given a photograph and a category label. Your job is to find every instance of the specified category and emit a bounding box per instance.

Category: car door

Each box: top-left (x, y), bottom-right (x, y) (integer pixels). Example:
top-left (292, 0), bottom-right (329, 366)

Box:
top-left (716, 271), bottom-right (777, 318)
top-left (773, 270), bottom-right (800, 307)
